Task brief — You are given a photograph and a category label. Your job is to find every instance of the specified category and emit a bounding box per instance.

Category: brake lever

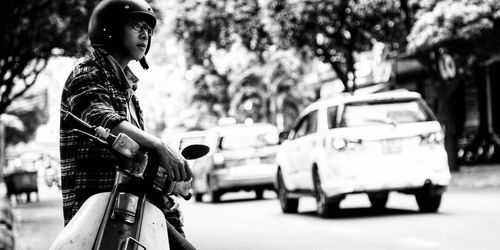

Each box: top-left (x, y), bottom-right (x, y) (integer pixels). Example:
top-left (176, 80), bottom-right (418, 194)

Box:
top-left (169, 144), bottom-right (210, 200)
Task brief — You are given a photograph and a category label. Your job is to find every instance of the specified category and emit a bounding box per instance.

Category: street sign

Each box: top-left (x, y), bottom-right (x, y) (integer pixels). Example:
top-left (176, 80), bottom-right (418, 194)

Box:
top-left (437, 53), bottom-right (456, 80)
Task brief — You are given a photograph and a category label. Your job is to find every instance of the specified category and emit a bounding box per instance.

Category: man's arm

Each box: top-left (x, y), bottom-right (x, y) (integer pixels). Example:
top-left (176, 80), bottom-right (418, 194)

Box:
top-left (64, 70), bottom-right (190, 180)
top-left (111, 120), bottom-right (191, 181)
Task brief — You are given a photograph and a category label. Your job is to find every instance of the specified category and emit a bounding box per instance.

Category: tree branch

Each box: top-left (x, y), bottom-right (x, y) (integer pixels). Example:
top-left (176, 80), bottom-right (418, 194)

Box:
top-left (0, 57), bottom-right (48, 114)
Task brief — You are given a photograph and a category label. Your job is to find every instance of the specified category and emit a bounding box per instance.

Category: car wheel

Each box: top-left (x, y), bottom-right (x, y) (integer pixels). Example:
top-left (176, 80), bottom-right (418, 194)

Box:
top-left (209, 190), bottom-right (221, 203)
top-left (277, 169), bottom-right (299, 213)
top-left (194, 193), bottom-right (204, 202)
top-left (415, 189), bottom-right (442, 213)
top-left (208, 176), bottom-right (221, 203)
top-left (313, 170), bottom-right (339, 218)
top-left (368, 192), bottom-right (389, 210)
top-left (255, 189), bottom-right (264, 200)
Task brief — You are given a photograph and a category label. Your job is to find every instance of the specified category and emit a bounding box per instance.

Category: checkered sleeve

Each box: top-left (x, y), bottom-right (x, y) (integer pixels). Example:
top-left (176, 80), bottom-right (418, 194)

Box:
top-left (66, 67), bottom-right (126, 129)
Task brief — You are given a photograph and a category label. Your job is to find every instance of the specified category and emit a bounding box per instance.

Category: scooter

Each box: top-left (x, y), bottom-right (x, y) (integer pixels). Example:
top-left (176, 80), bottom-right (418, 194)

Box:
top-left (50, 111), bottom-right (209, 250)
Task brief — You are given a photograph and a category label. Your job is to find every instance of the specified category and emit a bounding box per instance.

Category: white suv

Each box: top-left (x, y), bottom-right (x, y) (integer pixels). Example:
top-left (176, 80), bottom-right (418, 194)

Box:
top-left (275, 90), bottom-right (451, 217)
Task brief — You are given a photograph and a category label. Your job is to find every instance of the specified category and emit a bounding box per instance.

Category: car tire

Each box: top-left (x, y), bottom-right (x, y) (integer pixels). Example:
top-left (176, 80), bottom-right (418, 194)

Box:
top-left (255, 189), bottom-right (264, 200)
top-left (208, 176), bottom-right (221, 203)
top-left (194, 193), bottom-right (204, 202)
top-left (209, 190), bottom-right (221, 203)
top-left (313, 170), bottom-right (339, 218)
top-left (277, 169), bottom-right (299, 213)
top-left (415, 189), bottom-right (442, 213)
top-left (368, 192), bottom-right (389, 210)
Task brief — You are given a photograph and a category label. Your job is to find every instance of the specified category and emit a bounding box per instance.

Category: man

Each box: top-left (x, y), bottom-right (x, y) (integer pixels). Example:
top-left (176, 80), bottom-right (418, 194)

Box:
top-left (60, 0), bottom-right (191, 240)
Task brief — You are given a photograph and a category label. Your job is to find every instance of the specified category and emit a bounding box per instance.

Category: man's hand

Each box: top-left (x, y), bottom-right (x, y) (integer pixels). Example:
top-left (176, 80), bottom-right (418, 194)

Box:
top-left (109, 121), bottom-right (192, 181)
top-left (172, 179), bottom-right (192, 197)
top-left (156, 142), bottom-right (192, 181)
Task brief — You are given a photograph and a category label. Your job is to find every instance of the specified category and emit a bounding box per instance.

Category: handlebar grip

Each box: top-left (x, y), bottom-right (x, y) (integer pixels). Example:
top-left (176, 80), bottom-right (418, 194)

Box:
top-left (62, 110), bottom-right (95, 133)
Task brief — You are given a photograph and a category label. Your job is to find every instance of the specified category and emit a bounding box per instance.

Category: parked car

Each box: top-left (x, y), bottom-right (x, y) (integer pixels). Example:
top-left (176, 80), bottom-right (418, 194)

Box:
top-left (191, 122), bottom-right (280, 202)
top-left (275, 90), bottom-right (451, 217)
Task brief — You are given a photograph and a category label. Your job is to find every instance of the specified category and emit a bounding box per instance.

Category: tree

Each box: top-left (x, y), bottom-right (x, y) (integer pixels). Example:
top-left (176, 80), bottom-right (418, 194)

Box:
top-left (174, 0), bottom-right (270, 67)
top-left (407, 0), bottom-right (500, 55)
top-left (173, 0), bottom-right (271, 125)
top-left (260, 49), bottom-right (313, 130)
top-left (192, 67), bottom-right (231, 119)
top-left (4, 93), bottom-right (49, 145)
top-left (174, 0), bottom-right (313, 128)
top-left (0, 0), bottom-right (90, 114)
top-left (264, 0), bottom-right (409, 92)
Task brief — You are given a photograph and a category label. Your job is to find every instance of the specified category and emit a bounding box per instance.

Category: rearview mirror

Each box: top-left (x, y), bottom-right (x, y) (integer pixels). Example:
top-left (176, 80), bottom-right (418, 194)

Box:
top-left (181, 144), bottom-right (210, 160)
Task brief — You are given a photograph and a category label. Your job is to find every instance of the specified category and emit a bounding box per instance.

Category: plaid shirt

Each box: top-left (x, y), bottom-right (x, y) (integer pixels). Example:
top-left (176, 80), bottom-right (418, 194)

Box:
top-left (59, 49), bottom-right (145, 225)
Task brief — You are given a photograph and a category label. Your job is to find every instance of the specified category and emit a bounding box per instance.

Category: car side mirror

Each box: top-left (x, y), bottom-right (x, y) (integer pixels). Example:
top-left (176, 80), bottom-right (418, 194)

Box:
top-left (278, 131), bottom-right (289, 144)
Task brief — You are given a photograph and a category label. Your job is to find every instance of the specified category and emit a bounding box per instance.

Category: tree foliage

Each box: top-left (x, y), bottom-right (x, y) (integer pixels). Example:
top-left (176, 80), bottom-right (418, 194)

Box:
top-left (174, 0), bottom-right (270, 67)
top-left (191, 68), bottom-right (231, 118)
top-left (0, 0), bottom-right (94, 114)
top-left (174, 0), bottom-right (311, 129)
top-left (407, 0), bottom-right (500, 56)
top-left (265, 0), bottom-right (409, 92)
top-left (5, 100), bottom-right (49, 145)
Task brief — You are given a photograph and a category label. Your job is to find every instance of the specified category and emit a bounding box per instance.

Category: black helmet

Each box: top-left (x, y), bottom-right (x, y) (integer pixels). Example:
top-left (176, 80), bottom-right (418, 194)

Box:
top-left (88, 0), bottom-right (157, 69)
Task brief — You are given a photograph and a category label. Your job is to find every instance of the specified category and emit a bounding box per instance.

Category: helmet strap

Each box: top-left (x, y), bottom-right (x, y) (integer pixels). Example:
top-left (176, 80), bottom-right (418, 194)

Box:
top-left (139, 57), bottom-right (149, 70)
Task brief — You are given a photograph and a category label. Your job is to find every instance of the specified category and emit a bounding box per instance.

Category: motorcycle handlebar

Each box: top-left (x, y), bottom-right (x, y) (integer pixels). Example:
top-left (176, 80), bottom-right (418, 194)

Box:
top-left (62, 110), bottom-right (95, 134)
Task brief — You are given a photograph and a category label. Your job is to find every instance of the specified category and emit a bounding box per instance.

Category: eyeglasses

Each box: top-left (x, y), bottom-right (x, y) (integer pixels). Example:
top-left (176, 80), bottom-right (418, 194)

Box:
top-left (128, 20), bottom-right (153, 36)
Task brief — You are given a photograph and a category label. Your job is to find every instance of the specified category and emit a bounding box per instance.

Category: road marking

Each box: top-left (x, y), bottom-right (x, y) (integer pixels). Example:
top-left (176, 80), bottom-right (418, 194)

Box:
top-left (398, 237), bottom-right (439, 248)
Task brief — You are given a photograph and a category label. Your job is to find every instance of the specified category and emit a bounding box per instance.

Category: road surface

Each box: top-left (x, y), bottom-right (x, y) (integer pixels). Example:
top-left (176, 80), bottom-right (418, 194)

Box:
top-left (12, 185), bottom-right (500, 250)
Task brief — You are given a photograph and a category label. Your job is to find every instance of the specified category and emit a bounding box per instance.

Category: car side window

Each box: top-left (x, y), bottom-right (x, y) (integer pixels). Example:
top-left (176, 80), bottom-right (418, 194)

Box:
top-left (293, 115), bottom-right (309, 139)
top-left (327, 106), bottom-right (338, 129)
top-left (305, 110), bottom-right (318, 135)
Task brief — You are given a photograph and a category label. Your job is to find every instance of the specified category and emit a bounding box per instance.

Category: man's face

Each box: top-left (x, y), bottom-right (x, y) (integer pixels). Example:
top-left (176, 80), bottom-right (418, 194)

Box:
top-left (119, 19), bottom-right (152, 62)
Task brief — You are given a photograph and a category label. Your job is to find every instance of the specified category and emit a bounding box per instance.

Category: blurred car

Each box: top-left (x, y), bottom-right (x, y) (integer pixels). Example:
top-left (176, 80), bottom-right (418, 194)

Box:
top-left (191, 122), bottom-right (280, 203)
top-left (275, 90), bottom-right (451, 217)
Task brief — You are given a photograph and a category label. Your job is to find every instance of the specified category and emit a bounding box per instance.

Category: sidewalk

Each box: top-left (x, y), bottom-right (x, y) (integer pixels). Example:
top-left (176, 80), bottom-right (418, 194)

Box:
top-left (11, 185), bottom-right (63, 250)
top-left (449, 164), bottom-right (500, 190)
top-left (0, 180), bottom-right (64, 250)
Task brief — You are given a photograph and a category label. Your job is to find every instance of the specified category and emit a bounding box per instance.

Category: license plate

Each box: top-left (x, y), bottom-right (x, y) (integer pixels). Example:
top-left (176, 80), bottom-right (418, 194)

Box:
top-left (381, 139), bottom-right (402, 154)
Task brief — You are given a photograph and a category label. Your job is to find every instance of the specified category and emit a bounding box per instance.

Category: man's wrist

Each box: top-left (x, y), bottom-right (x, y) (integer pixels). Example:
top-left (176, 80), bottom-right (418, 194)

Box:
top-left (151, 138), bottom-right (166, 151)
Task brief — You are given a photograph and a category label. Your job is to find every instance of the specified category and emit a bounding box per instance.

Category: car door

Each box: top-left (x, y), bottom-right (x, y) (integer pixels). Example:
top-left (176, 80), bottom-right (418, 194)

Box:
top-left (286, 114), bottom-right (310, 188)
top-left (295, 110), bottom-right (319, 190)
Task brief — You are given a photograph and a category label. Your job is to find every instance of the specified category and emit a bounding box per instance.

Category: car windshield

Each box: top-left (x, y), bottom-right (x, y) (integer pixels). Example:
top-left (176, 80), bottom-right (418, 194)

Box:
top-left (219, 129), bottom-right (279, 149)
top-left (339, 99), bottom-right (432, 127)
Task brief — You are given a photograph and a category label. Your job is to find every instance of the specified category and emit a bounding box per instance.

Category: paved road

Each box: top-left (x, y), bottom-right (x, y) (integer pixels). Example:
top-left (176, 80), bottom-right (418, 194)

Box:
top-left (182, 189), bottom-right (500, 250)
top-left (9, 169), bottom-right (500, 250)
